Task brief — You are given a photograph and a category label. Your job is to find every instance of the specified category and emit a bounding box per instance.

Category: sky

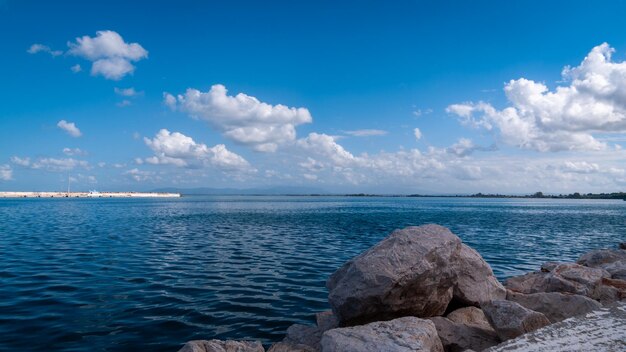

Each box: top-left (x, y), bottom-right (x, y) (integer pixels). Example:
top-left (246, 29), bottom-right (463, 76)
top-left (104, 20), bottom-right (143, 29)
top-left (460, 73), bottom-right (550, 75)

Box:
top-left (1, 0), bottom-right (626, 194)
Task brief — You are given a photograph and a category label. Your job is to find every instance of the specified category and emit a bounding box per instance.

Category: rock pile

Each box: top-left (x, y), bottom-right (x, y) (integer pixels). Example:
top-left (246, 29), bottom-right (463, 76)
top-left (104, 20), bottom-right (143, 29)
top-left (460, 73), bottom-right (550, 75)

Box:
top-left (178, 224), bottom-right (626, 352)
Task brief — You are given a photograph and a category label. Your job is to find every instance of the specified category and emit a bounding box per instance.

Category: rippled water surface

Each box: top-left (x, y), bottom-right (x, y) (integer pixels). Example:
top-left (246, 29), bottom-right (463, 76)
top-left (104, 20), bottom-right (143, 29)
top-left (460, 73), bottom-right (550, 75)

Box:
top-left (0, 196), bottom-right (624, 351)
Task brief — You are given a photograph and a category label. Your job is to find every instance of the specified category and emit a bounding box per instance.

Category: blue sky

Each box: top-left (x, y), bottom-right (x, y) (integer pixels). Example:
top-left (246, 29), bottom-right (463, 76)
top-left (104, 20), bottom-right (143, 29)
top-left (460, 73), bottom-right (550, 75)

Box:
top-left (1, 0), bottom-right (626, 193)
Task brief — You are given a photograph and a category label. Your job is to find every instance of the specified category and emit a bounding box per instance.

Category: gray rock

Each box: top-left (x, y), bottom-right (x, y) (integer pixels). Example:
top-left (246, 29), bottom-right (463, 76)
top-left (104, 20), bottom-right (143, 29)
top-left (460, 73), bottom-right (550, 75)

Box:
top-left (453, 245), bottom-right (506, 307)
top-left (619, 242), bottom-right (626, 250)
top-left (429, 316), bottom-right (500, 352)
top-left (485, 302), bottom-right (626, 352)
top-left (505, 263), bottom-right (610, 298)
top-left (446, 306), bottom-right (494, 332)
top-left (178, 340), bottom-right (264, 352)
top-left (267, 342), bottom-right (315, 352)
top-left (320, 316), bottom-right (444, 352)
top-left (327, 224), bottom-right (503, 325)
top-left (481, 300), bottom-right (551, 341)
top-left (577, 249), bottom-right (626, 268)
top-left (281, 324), bottom-right (321, 351)
top-left (506, 291), bottom-right (602, 323)
top-left (590, 277), bottom-right (626, 304)
top-left (315, 311), bottom-right (339, 332)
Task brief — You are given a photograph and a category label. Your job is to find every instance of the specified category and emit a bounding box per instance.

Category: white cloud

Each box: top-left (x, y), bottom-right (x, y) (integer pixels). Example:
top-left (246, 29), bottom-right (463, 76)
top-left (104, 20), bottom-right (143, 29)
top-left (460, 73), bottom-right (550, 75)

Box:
top-left (143, 129), bottom-right (252, 171)
top-left (445, 138), bottom-right (497, 157)
top-left (413, 108), bottom-right (433, 117)
top-left (164, 84), bottom-right (312, 152)
top-left (116, 100), bottom-right (132, 107)
top-left (562, 161), bottom-right (600, 174)
top-left (0, 165), bottom-right (12, 181)
top-left (70, 64), bottom-right (82, 73)
top-left (344, 129), bottom-right (388, 137)
top-left (124, 168), bottom-right (156, 182)
top-left (68, 30), bottom-right (148, 80)
top-left (27, 43), bottom-right (62, 57)
top-left (57, 120), bottom-right (82, 137)
top-left (413, 128), bottom-right (422, 140)
top-left (447, 43), bottom-right (626, 152)
top-left (11, 156), bottom-right (89, 171)
top-left (62, 147), bottom-right (87, 156)
top-left (114, 87), bottom-right (140, 97)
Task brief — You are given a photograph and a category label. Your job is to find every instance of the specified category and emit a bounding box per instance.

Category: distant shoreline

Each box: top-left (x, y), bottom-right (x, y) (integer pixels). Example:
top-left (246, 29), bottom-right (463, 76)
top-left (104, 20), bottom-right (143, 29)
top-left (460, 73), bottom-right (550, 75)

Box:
top-left (0, 192), bottom-right (181, 198)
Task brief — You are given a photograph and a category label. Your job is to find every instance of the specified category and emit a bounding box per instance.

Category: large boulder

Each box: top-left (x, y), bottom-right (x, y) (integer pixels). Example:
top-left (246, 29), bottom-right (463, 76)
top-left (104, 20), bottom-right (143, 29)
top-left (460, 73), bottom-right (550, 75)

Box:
top-left (506, 291), bottom-right (602, 323)
top-left (481, 300), bottom-right (551, 341)
top-left (327, 224), bottom-right (505, 325)
top-left (320, 316), bottom-right (443, 352)
top-left (429, 316), bottom-right (500, 352)
top-left (446, 306), bottom-right (494, 332)
top-left (453, 245), bottom-right (507, 306)
top-left (178, 340), bottom-right (264, 352)
top-left (267, 342), bottom-right (315, 352)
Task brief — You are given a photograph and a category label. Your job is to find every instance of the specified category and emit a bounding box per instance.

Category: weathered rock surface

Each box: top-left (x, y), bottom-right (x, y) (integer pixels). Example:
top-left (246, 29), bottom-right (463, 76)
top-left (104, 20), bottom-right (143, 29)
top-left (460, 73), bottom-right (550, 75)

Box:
top-left (320, 316), bottom-right (443, 352)
top-left (485, 302), bottom-right (626, 352)
top-left (506, 291), bottom-right (602, 323)
top-left (327, 224), bottom-right (504, 325)
top-left (178, 340), bottom-right (264, 352)
top-left (429, 316), bottom-right (500, 352)
top-left (446, 306), bottom-right (494, 332)
top-left (279, 324), bottom-right (321, 351)
top-left (577, 248), bottom-right (626, 281)
top-left (481, 300), bottom-right (551, 341)
top-left (453, 245), bottom-right (507, 307)
top-left (505, 263), bottom-right (610, 297)
top-left (267, 342), bottom-right (315, 352)
top-left (315, 311), bottom-right (339, 333)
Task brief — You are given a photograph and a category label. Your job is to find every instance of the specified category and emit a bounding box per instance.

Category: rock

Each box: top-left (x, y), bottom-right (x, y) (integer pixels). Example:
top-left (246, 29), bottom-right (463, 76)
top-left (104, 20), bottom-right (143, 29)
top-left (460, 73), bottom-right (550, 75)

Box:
top-left (619, 242), bottom-right (626, 250)
top-left (327, 224), bottom-right (504, 325)
top-left (590, 278), bottom-right (626, 304)
top-left (316, 311), bottom-right (339, 332)
top-left (267, 342), bottom-right (315, 352)
top-left (540, 262), bottom-right (562, 272)
top-left (602, 261), bottom-right (626, 280)
top-left (446, 306), bottom-right (494, 332)
top-left (280, 324), bottom-right (321, 351)
top-left (453, 245), bottom-right (507, 307)
top-left (320, 316), bottom-right (443, 352)
top-left (577, 249), bottom-right (626, 268)
top-left (506, 291), bottom-right (602, 323)
top-left (484, 302), bottom-right (626, 352)
top-left (178, 340), bottom-right (264, 352)
top-left (481, 300), bottom-right (551, 341)
top-left (429, 316), bottom-right (500, 352)
top-left (505, 264), bottom-right (610, 298)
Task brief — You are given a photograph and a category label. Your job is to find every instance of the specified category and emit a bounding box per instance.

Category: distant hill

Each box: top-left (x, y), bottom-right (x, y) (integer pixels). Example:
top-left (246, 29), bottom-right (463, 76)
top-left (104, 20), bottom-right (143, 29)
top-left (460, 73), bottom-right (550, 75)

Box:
top-left (150, 186), bottom-right (326, 195)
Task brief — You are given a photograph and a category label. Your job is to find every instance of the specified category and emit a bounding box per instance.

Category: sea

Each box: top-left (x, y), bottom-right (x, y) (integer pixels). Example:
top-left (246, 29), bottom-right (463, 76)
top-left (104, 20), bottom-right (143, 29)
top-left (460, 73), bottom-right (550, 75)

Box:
top-left (0, 196), bottom-right (624, 351)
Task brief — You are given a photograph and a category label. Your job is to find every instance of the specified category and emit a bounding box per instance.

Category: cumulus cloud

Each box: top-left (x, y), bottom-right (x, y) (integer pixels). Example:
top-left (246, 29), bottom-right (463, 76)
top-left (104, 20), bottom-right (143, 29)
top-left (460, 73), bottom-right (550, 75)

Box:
top-left (70, 64), bottom-right (82, 73)
top-left (67, 30), bottom-right (148, 80)
top-left (447, 43), bottom-right (626, 152)
top-left (57, 120), bottom-right (82, 137)
top-left (143, 129), bottom-right (252, 171)
top-left (27, 43), bottom-right (62, 57)
top-left (562, 161), bottom-right (600, 174)
top-left (164, 84), bottom-right (312, 152)
top-left (344, 129), bottom-right (388, 137)
top-left (0, 165), bottom-right (12, 181)
top-left (413, 128), bottom-right (422, 140)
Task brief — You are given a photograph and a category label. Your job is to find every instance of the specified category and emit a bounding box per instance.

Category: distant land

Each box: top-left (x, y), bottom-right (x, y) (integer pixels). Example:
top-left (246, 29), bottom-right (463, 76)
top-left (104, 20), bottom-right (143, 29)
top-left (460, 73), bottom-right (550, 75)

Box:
top-left (150, 187), bottom-right (626, 200)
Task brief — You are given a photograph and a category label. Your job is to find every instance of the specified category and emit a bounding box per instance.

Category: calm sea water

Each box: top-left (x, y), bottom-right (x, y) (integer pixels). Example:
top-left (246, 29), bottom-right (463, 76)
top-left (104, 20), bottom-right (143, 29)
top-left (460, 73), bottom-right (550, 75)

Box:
top-left (0, 196), bottom-right (624, 351)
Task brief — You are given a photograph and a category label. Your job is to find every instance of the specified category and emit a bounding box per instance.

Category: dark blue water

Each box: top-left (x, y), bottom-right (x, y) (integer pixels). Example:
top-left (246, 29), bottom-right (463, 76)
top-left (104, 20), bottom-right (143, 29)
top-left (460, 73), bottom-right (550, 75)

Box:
top-left (0, 196), bottom-right (624, 351)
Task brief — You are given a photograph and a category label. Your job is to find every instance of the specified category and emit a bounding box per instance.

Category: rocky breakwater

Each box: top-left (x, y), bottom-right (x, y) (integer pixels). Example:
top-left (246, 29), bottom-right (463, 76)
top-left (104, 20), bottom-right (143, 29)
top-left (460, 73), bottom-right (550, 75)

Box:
top-left (178, 224), bottom-right (626, 352)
